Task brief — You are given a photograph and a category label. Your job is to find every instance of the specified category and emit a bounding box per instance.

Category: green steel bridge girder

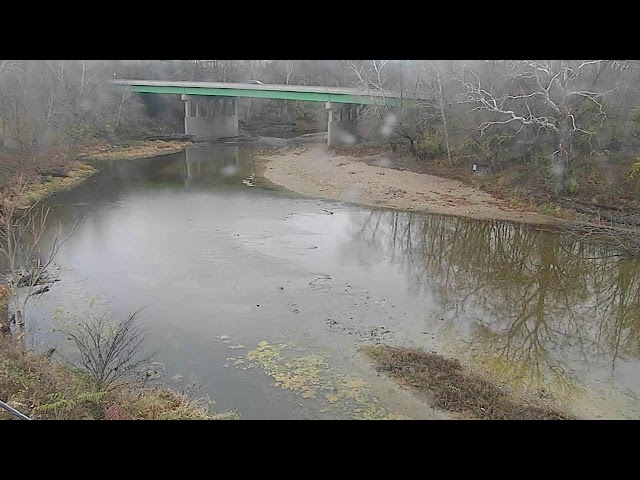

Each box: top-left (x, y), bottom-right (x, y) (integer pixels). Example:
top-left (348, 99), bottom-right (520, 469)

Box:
top-left (118, 84), bottom-right (411, 107)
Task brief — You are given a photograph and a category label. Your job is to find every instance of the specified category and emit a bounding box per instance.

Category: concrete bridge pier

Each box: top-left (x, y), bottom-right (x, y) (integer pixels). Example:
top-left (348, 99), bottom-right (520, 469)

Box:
top-left (182, 94), bottom-right (239, 140)
top-left (326, 102), bottom-right (361, 147)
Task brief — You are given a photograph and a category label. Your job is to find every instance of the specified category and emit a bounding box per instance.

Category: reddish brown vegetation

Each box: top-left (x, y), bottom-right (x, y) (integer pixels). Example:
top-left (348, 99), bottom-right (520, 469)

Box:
top-left (365, 345), bottom-right (575, 420)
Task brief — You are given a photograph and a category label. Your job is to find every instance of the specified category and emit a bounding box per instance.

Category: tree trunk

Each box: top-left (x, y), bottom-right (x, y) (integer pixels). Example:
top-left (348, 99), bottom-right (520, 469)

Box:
top-left (552, 114), bottom-right (573, 193)
top-left (114, 90), bottom-right (127, 132)
top-left (436, 71), bottom-right (452, 163)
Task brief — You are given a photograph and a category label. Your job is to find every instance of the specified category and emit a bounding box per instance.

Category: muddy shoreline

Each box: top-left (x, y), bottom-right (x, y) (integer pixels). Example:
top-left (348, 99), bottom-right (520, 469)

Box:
top-left (260, 146), bottom-right (562, 226)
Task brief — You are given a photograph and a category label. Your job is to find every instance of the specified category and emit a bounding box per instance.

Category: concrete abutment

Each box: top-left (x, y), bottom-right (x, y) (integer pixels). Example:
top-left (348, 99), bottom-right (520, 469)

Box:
top-left (326, 102), bottom-right (362, 147)
top-left (182, 94), bottom-right (239, 140)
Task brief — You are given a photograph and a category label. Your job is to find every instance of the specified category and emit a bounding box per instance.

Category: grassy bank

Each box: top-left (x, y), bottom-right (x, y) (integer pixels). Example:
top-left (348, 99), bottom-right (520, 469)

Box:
top-left (1, 147), bottom-right (97, 209)
top-left (0, 335), bottom-right (237, 420)
top-left (1, 139), bottom-right (192, 210)
top-left (77, 139), bottom-right (191, 161)
top-left (16, 162), bottom-right (98, 209)
top-left (363, 345), bottom-right (575, 420)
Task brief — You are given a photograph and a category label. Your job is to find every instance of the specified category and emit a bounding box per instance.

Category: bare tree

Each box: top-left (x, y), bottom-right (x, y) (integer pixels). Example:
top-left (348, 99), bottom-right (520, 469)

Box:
top-left (78, 60), bottom-right (98, 99)
top-left (285, 60), bottom-right (295, 85)
top-left (432, 66), bottom-right (452, 162)
top-left (456, 60), bottom-right (616, 190)
top-left (348, 60), bottom-right (413, 153)
top-left (0, 178), bottom-right (78, 330)
top-left (114, 88), bottom-right (129, 133)
top-left (347, 60), bottom-right (443, 157)
top-left (57, 310), bottom-right (158, 392)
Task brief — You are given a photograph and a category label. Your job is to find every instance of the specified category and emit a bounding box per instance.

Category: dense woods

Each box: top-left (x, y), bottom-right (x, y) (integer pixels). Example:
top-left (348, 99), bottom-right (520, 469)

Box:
top-left (347, 60), bottom-right (640, 207)
top-left (2, 59), bottom-right (640, 206)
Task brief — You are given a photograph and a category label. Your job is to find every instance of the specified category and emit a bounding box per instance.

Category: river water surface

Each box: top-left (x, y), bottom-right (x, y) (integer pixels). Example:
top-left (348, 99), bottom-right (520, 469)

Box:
top-left (27, 143), bottom-right (640, 419)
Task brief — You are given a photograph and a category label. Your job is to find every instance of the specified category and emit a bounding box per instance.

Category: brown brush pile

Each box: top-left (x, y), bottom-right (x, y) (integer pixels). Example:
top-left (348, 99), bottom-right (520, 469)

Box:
top-left (365, 345), bottom-right (575, 420)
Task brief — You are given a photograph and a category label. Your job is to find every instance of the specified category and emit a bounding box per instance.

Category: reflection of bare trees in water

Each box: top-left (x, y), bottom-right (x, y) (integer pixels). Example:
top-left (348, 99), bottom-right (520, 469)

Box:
top-left (591, 258), bottom-right (640, 371)
top-left (352, 210), bottom-right (640, 393)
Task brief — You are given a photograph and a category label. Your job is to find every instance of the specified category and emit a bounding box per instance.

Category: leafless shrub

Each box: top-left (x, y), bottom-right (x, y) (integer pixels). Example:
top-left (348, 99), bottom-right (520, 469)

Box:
top-left (57, 310), bottom-right (158, 392)
top-left (0, 177), bottom-right (78, 330)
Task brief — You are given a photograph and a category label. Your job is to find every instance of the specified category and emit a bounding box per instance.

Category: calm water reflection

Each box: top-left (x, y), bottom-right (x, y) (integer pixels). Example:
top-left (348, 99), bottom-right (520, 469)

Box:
top-left (352, 211), bottom-right (640, 398)
top-left (27, 144), bottom-right (640, 418)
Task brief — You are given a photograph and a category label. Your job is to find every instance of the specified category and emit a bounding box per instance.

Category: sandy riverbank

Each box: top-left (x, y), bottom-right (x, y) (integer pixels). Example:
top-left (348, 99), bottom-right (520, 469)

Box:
top-left (260, 146), bottom-right (560, 226)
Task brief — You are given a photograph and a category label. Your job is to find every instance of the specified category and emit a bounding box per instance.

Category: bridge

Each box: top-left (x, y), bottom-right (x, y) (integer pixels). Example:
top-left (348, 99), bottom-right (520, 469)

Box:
top-left (113, 80), bottom-right (411, 146)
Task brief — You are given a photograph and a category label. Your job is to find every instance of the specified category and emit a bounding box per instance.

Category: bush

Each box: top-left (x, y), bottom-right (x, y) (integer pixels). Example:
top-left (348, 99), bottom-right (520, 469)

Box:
top-left (57, 310), bottom-right (156, 392)
top-left (1, 335), bottom-right (102, 420)
top-left (567, 177), bottom-right (579, 194)
top-left (1, 335), bottom-right (238, 420)
top-left (628, 160), bottom-right (640, 181)
top-left (417, 131), bottom-right (447, 159)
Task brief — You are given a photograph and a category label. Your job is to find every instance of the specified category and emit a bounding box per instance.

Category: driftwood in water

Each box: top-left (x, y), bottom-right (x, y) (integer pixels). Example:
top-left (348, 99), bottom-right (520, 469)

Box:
top-left (28, 285), bottom-right (50, 296)
top-left (536, 194), bottom-right (640, 227)
top-left (567, 221), bottom-right (640, 256)
top-left (557, 196), bottom-right (637, 213)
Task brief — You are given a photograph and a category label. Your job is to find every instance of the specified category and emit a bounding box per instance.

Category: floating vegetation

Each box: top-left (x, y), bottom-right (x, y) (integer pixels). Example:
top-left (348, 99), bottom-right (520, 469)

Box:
top-left (239, 340), bottom-right (405, 419)
top-left (140, 361), bottom-right (166, 381)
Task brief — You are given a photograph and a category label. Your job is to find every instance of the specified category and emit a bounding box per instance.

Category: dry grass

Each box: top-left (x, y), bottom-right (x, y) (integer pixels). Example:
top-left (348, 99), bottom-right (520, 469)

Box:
top-left (0, 336), bottom-right (236, 420)
top-left (118, 388), bottom-right (238, 420)
top-left (0, 148), bottom-right (76, 188)
top-left (77, 140), bottom-right (190, 161)
top-left (0, 140), bottom-right (188, 209)
top-left (16, 162), bottom-right (97, 208)
top-left (364, 345), bottom-right (575, 420)
top-left (0, 335), bottom-right (98, 420)
top-left (1, 145), bottom-right (98, 210)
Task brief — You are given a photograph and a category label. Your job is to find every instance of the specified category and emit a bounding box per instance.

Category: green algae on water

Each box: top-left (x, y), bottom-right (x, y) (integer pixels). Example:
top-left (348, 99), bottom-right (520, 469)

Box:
top-left (242, 340), bottom-right (406, 419)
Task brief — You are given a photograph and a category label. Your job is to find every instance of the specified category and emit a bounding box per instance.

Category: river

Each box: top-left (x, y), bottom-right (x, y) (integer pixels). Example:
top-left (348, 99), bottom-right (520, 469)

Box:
top-left (25, 142), bottom-right (640, 419)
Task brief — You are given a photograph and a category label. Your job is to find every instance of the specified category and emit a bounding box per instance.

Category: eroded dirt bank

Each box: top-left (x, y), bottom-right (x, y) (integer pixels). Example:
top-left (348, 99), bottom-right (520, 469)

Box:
top-left (261, 146), bottom-right (560, 226)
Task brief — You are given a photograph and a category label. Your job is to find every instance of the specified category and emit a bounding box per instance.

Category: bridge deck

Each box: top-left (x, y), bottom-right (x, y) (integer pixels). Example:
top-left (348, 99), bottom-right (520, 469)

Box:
top-left (113, 80), bottom-right (416, 105)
